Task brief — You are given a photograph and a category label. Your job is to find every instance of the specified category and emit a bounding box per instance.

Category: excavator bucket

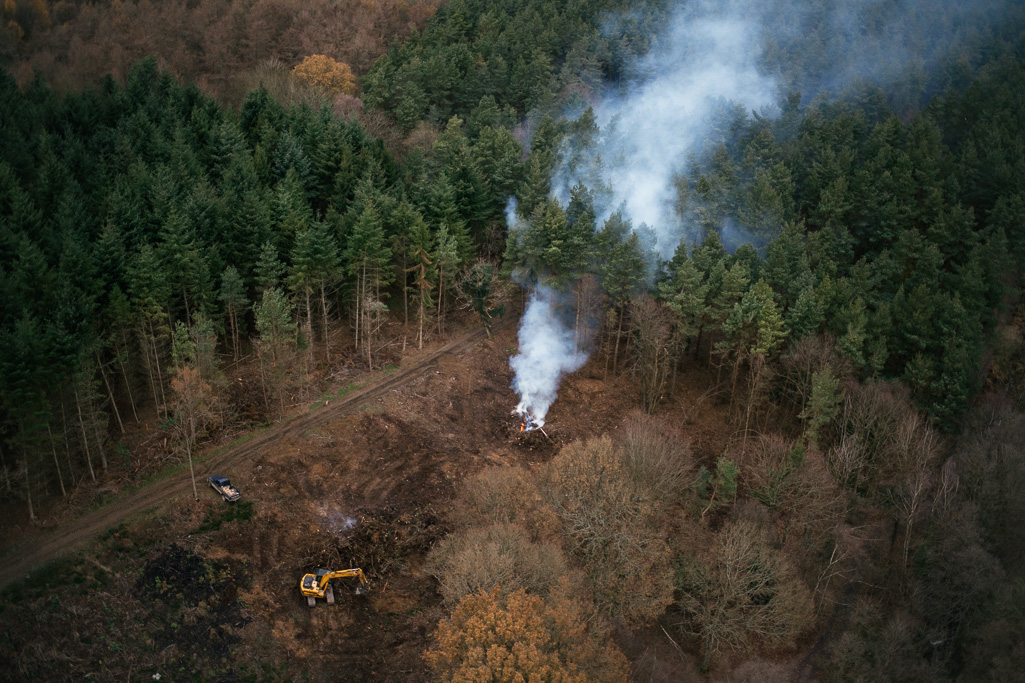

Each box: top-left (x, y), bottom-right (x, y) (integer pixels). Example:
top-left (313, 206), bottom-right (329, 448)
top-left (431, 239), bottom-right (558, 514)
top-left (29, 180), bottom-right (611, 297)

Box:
top-left (355, 584), bottom-right (369, 597)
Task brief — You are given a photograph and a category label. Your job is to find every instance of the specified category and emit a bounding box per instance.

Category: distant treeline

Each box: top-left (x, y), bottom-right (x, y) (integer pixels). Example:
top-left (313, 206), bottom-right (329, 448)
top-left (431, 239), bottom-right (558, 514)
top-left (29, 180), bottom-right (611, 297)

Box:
top-left (1, 0), bottom-right (439, 104)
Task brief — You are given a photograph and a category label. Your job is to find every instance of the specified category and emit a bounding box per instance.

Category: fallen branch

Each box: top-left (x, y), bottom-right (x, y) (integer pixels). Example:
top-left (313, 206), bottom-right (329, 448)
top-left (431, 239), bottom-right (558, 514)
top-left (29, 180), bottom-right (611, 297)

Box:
top-left (661, 625), bottom-right (686, 657)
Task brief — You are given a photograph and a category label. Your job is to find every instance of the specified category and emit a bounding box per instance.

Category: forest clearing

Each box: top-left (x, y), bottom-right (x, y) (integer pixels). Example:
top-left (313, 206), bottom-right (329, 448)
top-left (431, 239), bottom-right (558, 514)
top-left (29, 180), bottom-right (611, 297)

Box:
top-left (0, 314), bottom-right (737, 680)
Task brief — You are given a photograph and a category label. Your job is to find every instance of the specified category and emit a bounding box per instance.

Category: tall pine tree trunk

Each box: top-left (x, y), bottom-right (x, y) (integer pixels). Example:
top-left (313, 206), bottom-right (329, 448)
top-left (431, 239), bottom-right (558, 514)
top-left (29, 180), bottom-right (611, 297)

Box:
top-left (418, 285), bottom-right (425, 350)
top-left (367, 297), bottom-right (373, 368)
top-left (612, 304), bottom-right (626, 376)
top-left (47, 424), bottom-right (66, 497)
top-left (182, 375), bottom-right (200, 501)
top-left (181, 284), bottom-right (192, 325)
top-left (59, 398), bottom-right (77, 485)
top-left (354, 263), bottom-right (363, 352)
top-left (143, 326), bottom-right (160, 415)
top-left (150, 319), bottom-right (167, 415)
top-left (22, 445), bottom-right (35, 522)
top-left (305, 288), bottom-right (314, 367)
top-left (0, 442), bottom-right (11, 493)
top-left (437, 265), bottom-right (444, 335)
top-left (96, 351), bottom-right (125, 434)
top-left (742, 355), bottom-right (763, 457)
top-left (73, 384), bottom-right (97, 482)
top-left (88, 385), bottom-right (108, 471)
top-left (402, 263), bottom-right (409, 328)
top-left (118, 329), bottom-right (139, 421)
top-left (709, 326), bottom-right (719, 367)
top-left (320, 283), bottom-right (331, 363)
top-left (730, 350), bottom-right (744, 411)
top-left (228, 304), bottom-right (240, 363)
top-left (574, 279), bottom-right (583, 351)
top-left (365, 267), bottom-right (377, 369)
top-left (257, 343), bottom-right (270, 411)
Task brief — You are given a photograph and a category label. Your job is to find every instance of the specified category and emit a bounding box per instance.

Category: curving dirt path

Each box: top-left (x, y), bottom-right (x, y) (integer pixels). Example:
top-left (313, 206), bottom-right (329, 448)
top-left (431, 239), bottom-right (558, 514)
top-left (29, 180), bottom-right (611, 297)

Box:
top-left (0, 321), bottom-right (507, 591)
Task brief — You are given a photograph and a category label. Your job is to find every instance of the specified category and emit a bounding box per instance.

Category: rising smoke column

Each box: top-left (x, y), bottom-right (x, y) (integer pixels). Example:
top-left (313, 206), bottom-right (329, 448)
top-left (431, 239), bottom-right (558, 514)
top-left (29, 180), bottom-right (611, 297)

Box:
top-left (510, 1), bottom-right (778, 427)
top-left (510, 285), bottom-right (588, 429)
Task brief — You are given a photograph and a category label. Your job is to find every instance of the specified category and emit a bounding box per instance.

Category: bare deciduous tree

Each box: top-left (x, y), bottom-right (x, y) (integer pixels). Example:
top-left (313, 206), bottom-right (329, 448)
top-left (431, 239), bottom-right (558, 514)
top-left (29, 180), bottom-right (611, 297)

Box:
top-left (741, 435), bottom-right (846, 552)
top-left (630, 295), bottom-right (677, 414)
top-left (891, 465), bottom-right (933, 586)
top-left (423, 523), bottom-right (575, 607)
top-left (676, 519), bottom-right (815, 670)
top-left (536, 436), bottom-right (675, 626)
top-left (826, 429), bottom-right (867, 491)
top-left (617, 412), bottom-right (694, 508)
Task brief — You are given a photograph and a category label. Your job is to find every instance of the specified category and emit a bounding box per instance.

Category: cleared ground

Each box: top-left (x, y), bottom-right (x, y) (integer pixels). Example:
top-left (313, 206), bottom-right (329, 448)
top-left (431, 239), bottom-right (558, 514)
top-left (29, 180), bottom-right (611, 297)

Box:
top-left (0, 314), bottom-right (733, 680)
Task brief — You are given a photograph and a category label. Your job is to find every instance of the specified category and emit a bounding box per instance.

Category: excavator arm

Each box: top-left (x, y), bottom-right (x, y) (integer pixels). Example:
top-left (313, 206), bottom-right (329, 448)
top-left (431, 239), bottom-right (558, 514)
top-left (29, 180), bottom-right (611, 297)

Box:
top-left (319, 568), bottom-right (368, 588)
top-left (299, 567), bottom-right (369, 606)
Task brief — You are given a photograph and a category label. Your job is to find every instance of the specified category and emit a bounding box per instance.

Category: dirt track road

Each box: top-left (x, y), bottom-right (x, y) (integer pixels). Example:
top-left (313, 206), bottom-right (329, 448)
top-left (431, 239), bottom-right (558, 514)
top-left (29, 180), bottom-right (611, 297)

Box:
top-left (0, 321), bottom-right (506, 591)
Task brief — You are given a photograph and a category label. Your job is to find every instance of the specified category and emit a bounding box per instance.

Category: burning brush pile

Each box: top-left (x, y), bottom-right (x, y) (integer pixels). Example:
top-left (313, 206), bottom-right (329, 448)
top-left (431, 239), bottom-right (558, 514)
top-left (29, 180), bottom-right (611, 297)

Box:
top-left (507, 286), bottom-right (587, 444)
top-left (512, 408), bottom-right (550, 448)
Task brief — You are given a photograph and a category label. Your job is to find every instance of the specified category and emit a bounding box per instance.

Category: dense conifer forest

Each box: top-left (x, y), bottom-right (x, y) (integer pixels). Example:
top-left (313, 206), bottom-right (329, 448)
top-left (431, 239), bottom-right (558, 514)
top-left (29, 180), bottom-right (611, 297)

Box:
top-left (2, 0), bottom-right (1025, 679)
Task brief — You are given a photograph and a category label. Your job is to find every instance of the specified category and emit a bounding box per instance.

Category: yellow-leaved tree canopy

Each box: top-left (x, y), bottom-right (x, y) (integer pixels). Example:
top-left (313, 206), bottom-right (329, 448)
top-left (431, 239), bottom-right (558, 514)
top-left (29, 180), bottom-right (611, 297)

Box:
top-left (424, 586), bottom-right (629, 683)
top-left (292, 54), bottom-right (356, 95)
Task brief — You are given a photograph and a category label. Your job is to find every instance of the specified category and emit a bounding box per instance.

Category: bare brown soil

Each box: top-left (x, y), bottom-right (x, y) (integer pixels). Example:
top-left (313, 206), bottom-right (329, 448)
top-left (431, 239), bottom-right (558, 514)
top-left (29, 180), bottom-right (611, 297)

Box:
top-left (0, 313), bottom-right (737, 681)
top-left (0, 319), bottom-right (500, 588)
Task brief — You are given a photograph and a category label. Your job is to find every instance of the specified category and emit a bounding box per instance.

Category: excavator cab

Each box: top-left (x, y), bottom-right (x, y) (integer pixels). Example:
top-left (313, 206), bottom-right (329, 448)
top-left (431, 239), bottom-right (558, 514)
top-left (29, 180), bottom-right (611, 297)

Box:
top-left (299, 567), bottom-right (369, 607)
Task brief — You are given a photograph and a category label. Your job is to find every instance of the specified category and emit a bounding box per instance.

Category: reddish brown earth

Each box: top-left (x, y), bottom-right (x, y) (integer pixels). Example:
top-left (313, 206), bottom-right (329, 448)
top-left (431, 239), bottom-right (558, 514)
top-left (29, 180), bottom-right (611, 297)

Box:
top-left (0, 313), bottom-right (736, 681)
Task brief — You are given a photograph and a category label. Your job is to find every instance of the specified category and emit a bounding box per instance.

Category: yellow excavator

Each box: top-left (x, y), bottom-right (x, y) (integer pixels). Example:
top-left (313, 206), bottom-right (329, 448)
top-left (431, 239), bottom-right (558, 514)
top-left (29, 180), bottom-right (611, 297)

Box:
top-left (299, 567), bottom-right (369, 607)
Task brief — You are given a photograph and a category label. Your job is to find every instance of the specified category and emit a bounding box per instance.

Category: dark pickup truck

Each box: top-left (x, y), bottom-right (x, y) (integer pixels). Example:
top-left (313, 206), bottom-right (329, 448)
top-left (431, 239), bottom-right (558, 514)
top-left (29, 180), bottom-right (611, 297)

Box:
top-left (207, 474), bottom-right (241, 502)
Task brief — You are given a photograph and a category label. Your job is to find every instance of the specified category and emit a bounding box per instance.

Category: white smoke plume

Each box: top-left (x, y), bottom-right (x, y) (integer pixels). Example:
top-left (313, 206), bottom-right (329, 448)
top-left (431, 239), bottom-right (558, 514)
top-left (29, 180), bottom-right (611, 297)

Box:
top-left (550, 0), bottom-right (1016, 253)
top-left (509, 0), bottom-right (1017, 428)
top-left (552, 0), bottom-right (778, 256)
top-left (510, 285), bottom-right (588, 429)
top-left (510, 1), bottom-right (776, 427)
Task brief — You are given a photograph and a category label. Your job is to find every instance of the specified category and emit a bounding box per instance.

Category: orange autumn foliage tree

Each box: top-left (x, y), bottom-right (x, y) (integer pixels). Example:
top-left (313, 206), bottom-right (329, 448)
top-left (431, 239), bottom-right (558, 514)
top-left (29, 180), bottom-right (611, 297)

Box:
top-left (425, 586), bottom-right (629, 683)
top-left (292, 54), bottom-right (357, 95)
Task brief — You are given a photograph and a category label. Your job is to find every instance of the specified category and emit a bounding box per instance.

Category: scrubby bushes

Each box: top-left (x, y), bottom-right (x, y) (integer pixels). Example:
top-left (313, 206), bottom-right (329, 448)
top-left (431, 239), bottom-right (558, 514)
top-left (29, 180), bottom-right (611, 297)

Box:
top-left (450, 465), bottom-right (554, 534)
